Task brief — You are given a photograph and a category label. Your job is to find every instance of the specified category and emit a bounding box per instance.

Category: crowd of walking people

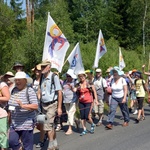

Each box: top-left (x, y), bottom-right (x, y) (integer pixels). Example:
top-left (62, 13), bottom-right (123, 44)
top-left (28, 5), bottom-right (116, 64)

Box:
top-left (0, 61), bottom-right (150, 150)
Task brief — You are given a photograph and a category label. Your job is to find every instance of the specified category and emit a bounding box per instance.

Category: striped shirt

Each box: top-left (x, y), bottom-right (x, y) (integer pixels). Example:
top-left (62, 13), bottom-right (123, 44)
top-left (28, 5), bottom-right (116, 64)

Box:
top-left (8, 87), bottom-right (38, 130)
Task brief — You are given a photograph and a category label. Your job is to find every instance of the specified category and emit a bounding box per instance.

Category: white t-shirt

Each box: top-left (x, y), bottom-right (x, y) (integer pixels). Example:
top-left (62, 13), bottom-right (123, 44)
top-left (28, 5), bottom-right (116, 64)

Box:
top-left (111, 77), bottom-right (127, 98)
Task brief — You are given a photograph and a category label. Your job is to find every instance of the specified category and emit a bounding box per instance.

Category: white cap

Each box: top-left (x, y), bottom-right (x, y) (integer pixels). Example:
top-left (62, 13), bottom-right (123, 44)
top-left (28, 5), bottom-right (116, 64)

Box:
top-left (96, 68), bottom-right (102, 72)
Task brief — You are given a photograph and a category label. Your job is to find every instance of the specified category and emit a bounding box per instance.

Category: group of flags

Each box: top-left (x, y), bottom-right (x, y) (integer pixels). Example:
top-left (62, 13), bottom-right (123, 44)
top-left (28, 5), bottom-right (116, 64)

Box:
top-left (42, 13), bottom-right (125, 74)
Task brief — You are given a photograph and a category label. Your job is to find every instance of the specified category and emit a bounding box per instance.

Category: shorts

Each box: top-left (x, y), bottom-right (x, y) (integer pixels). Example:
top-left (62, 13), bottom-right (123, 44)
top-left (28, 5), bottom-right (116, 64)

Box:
top-left (94, 99), bottom-right (104, 114)
top-left (130, 95), bottom-right (136, 100)
top-left (42, 101), bottom-right (57, 131)
top-left (137, 97), bottom-right (144, 110)
top-left (0, 117), bottom-right (8, 148)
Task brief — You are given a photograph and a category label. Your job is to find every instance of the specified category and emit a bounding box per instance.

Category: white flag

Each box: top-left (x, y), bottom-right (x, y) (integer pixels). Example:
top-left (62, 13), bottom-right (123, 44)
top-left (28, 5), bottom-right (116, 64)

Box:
top-left (42, 13), bottom-right (70, 72)
top-left (93, 30), bottom-right (107, 68)
top-left (119, 47), bottom-right (125, 70)
top-left (66, 42), bottom-right (84, 75)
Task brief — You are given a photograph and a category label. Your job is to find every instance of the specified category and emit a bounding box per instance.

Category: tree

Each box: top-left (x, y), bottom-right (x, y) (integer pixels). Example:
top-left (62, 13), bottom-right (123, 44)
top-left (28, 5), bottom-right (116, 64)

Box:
top-left (67, 0), bottom-right (104, 43)
top-left (10, 0), bottom-right (24, 18)
top-left (0, 2), bottom-right (16, 73)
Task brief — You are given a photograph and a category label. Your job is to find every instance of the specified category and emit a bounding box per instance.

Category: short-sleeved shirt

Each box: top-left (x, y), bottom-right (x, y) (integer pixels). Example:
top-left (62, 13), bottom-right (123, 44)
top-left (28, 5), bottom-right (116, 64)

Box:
top-left (111, 77), bottom-right (127, 98)
top-left (0, 82), bottom-right (8, 118)
top-left (63, 79), bottom-right (77, 103)
top-left (8, 87), bottom-right (38, 130)
top-left (32, 80), bottom-right (39, 94)
top-left (135, 79), bottom-right (146, 97)
top-left (41, 72), bottom-right (62, 103)
top-left (93, 77), bottom-right (107, 100)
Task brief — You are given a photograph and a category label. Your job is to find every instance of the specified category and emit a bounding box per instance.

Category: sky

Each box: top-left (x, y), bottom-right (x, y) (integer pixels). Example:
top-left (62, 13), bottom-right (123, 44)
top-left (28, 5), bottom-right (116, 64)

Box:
top-left (4, 0), bottom-right (26, 10)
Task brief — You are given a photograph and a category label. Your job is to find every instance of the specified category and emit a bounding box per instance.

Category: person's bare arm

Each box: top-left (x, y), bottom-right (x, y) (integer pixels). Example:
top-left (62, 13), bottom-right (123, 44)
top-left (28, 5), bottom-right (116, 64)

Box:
top-left (122, 85), bottom-right (127, 103)
top-left (142, 65), bottom-right (150, 75)
top-left (57, 90), bottom-right (62, 116)
top-left (0, 86), bottom-right (10, 102)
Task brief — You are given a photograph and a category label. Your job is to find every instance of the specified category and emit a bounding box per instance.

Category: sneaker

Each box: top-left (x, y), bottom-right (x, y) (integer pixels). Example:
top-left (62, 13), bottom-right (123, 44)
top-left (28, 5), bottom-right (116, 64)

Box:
top-left (55, 124), bottom-right (62, 132)
top-left (80, 130), bottom-right (87, 136)
top-left (133, 110), bottom-right (138, 115)
top-left (90, 124), bottom-right (95, 134)
top-left (36, 141), bottom-right (44, 148)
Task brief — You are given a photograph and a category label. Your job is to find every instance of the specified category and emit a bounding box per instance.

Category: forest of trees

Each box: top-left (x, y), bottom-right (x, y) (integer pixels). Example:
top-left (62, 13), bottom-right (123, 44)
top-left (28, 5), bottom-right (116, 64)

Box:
top-left (0, 0), bottom-right (150, 75)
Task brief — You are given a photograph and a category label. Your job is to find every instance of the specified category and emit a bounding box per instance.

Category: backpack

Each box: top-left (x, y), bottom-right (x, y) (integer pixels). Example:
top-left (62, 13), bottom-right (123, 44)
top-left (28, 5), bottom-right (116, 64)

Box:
top-left (39, 72), bottom-right (58, 103)
top-left (11, 86), bottom-right (31, 104)
top-left (135, 79), bottom-right (147, 91)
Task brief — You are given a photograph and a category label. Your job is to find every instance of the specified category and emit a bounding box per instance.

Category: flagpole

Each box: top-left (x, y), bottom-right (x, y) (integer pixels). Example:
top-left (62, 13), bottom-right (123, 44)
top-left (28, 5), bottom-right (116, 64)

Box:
top-left (63, 58), bottom-right (68, 66)
top-left (42, 12), bottom-right (50, 61)
top-left (119, 47), bottom-right (121, 67)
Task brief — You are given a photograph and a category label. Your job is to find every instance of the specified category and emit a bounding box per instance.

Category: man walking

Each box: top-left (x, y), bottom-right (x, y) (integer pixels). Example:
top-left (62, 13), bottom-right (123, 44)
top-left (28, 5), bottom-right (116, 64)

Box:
top-left (39, 60), bottom-right (62, 150)
top-left (93, 68), bottom-right (107, 126)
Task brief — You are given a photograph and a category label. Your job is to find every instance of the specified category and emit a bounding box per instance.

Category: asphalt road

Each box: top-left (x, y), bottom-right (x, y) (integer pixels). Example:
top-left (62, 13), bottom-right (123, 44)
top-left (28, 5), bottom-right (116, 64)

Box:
top-left (33, 104), bottom-right (150, 150)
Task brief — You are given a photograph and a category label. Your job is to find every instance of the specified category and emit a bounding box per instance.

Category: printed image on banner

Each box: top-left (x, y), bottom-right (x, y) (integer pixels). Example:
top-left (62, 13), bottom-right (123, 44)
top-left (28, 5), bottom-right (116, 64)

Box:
top-left (119, 47), bottom-right (125, 70)
top-left (42, 14), bottom-right (70, 72)
top-left (93, 30), bottom-right (107, 68)
top-left (67, 42), bottom-right (84, 75)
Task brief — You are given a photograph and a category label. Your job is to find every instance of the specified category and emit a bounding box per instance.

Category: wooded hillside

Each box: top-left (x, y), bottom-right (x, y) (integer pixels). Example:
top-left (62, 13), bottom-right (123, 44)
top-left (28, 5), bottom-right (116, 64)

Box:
top-left (1, 0), bottom-right (150, 75)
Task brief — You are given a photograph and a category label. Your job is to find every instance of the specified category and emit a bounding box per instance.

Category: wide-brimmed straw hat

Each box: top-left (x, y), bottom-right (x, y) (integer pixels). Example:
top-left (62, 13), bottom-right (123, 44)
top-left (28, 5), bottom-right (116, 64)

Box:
top-left (9, 71), bottom-right (33, 84)
top-left (66, 69), bottom-right (77, 79)
top-left (106, 67), bottom-right (113, 73)
top-left (31, 64), bottom-right (41, 72)
top-left (3, 71), bottom-right (14, 77)
top-left (40, 60), bottom-right (51, 66)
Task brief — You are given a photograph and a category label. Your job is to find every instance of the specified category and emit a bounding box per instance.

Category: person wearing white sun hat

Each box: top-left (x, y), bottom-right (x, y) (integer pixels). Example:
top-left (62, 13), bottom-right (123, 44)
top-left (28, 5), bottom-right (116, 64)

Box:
top-left (93, 68), bottom-right (107, 126)
top-left (72, 71), bottom-right (99, 136)
top-left (8, 71), bottom-right (38, 150)
top-left (105, 66), bottom-right (130, 129)
top-left (62, 69), bottom-right (78, 135)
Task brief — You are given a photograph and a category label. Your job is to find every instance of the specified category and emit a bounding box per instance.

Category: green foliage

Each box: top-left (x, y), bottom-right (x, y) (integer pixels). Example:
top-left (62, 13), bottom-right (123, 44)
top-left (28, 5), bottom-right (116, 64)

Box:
top-left (1, 0), bottom-right (150, 77)
top-left (10, 0), bottom-right (24, 18)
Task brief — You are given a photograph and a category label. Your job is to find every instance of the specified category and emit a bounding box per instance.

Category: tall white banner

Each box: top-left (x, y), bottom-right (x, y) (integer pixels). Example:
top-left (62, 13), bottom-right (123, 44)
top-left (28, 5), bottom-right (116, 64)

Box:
top-left (42, 13), bottom-right (70, 72)
top-left (66, 42), bottom-right (84, 75)
top-left (119, 47), bottom-right (125, 70)
top-left (93, 30), bottom-right (107, 68)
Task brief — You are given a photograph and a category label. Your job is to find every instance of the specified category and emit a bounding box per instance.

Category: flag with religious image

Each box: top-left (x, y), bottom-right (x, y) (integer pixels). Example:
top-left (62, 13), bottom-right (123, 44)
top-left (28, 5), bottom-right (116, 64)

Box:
top-left (66, 42), bottom-right (84, 75)
top-left (93, 30), bottom-right (107, 68)
top-left (42, 12), bottom-right (70, 72)
top-left (119, 47), bottom-right (125, 70)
